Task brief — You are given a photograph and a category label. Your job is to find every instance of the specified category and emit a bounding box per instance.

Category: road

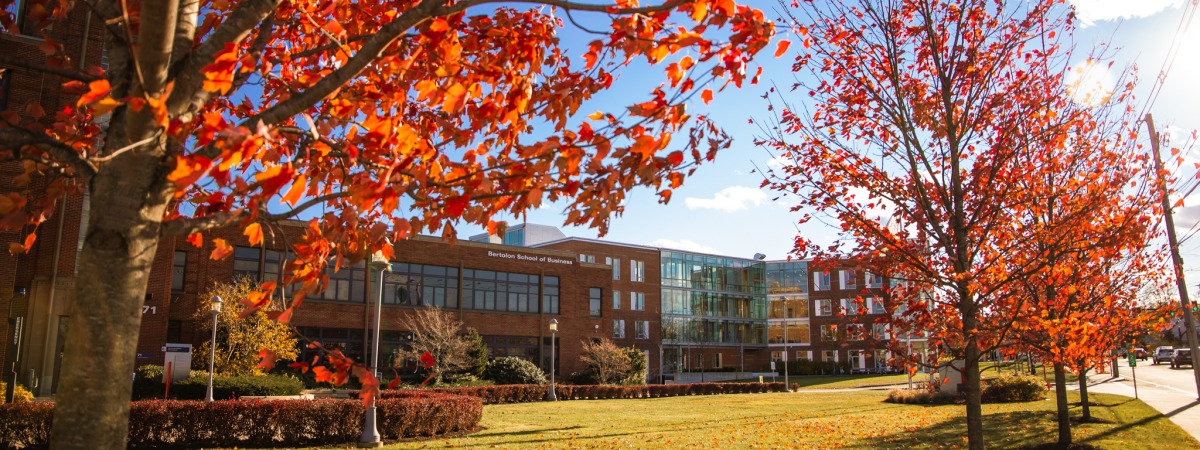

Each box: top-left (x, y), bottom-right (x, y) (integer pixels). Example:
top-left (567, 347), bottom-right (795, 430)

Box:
top-left (1083, 357), bottom-right (1200, 440)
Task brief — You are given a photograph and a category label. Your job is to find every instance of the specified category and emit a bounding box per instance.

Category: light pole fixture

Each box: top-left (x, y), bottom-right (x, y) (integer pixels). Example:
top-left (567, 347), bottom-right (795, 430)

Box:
top-left (548, 318), bottom-right (558, 401)
top-left (783, 320), bottom-right (791, 392)
top-left (359, 250), bottom-right (391, 448)
top-left (204, 295), bottom-right (223, 402)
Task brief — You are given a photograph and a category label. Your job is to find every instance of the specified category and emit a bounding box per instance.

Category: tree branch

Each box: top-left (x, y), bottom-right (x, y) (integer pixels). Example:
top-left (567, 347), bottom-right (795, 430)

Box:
top-left (160, 210), bottom-right (243, 236)
top-left (166, 0), bottom-right (282, 119)
top-left (0, 128), bottom-right (99, 179)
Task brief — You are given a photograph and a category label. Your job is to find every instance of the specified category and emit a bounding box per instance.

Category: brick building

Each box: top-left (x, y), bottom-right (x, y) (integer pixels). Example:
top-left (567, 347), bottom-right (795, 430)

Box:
top-left (2, 1), bottom-right (107, 396)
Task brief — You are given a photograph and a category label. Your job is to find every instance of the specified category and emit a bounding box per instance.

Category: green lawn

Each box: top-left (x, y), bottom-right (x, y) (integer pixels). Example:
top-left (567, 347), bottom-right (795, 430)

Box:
top-left (385, 390), bottom-right (1198, 449)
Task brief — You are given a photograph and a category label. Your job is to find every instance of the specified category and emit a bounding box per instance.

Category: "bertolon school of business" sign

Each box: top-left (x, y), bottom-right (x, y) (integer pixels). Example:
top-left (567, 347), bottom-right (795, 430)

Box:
top-left (487, 250), bottom-right (575, 266)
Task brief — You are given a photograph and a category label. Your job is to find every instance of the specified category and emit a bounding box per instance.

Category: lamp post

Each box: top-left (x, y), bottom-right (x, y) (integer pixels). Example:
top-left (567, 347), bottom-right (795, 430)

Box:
top-left (204, 295), bottom-right (223, 402)
top-left (783, 320), bottom-right (790, 391)
top-left (359, 251), bottom-right (391, 448)
top-left (548, 318), bottom-right (558, 401)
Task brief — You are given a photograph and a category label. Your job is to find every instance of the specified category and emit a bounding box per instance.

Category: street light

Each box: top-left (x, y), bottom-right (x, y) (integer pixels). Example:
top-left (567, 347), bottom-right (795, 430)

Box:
top-left (360, 250), bottom-right (391, 448)
top-left (548, 319), bottom-right (558, 401)
top-left (783, 320), bottom-right (791, 392)
top-left (204, 295), bottom-right (223, 402)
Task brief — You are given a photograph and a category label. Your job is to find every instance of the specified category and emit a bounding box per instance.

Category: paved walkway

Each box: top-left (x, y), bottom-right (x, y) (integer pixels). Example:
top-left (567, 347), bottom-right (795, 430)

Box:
top-left (1074, 372), bottom-right (1200, 441)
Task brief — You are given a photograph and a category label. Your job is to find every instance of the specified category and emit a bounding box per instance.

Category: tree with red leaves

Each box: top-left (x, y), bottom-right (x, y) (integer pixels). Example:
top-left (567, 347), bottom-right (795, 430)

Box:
top-left (758, 0), bottom-right (1154, 448)
top-left (0, 0), bottom-right (775, 447)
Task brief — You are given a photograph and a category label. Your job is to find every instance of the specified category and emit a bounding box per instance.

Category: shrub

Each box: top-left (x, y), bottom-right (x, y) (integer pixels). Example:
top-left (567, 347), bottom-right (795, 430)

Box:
top-left (0, 380), bottom-right (34, 403)
top-left (132, 372), bottom-right (304, 400)
top-left (0, 401), bottom-right (53, 447)
top-left (484, 357), bottom-right (547, 385)
top-left (0, 394), bottom-right (483, 448)
top-left (982, 374), bottom-right (1046, 403)
top-left (621, 347), bottom-right (648, 386)
top-left (884, 388), bottom-right (958, 404)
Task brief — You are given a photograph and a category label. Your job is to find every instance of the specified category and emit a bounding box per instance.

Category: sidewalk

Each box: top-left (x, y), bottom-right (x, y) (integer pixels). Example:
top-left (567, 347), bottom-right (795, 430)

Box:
top-left (1075, 372), bottom-right (1200, 441)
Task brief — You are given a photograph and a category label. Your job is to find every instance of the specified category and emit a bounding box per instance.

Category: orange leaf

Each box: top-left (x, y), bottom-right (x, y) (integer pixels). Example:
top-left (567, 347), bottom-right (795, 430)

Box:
top-left (701, 89), bottom-right (713, 105)
top-left (257, 349), bottom-right (277, 371)
top-left (22, 233), bottom-right (36, 252)
top-left (442, 83), bottom-right (467, 113)
top-left (775, 40), bottom-right (791, 57)
top-left (76, 79), bottom-right (111, 107)
top-left (691, 0), bottom-right (709, 22)
top-left (201, 43), bottom-right (239, 94)
top-left (187, 232), bottom-right (203, 248)
top-left (244, 222), bottom-right (263, 246)
top-left (210, 238), bottom-right (233, 260)
top-left (588, 111), bottom-right (604, 121)
top-left (281, 174), bottom-right (307, 206)
top-left (90, 98), bottom-right (123, 117)
top-left (429, 18), bottom-right (449, 32)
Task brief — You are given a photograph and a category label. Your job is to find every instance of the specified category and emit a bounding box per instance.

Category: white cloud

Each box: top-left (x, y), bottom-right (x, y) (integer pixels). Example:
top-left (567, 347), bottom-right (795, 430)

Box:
top-left (684, 186), bottom-right (768, 212)
top-left (1068, 0), bottom-right (1183, 27)
top-left (766, 156), bottom-right (790, 170)
top-left (650, 238), bottom-right (721, 254)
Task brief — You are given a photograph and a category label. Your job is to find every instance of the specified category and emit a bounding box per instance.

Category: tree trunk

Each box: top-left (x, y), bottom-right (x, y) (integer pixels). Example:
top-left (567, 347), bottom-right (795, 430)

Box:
top-left (1078, 369), bottom-right (1091, 422)
top-left (964, 343), bottom-right (984, 450)
top-left (49, 163), bottom-right (171, 448)
top-left (1053, 362), bottom-right (1072, 448)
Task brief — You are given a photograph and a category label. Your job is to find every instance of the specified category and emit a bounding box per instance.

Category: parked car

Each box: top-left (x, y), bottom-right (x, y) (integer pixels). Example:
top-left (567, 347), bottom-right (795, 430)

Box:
top-left (1172, 349), bottom-right (1193, 369)
top-left (1134, 348), bottom-right (1148, 360)
top-left (1154, 346), bottom-right (1175, 365)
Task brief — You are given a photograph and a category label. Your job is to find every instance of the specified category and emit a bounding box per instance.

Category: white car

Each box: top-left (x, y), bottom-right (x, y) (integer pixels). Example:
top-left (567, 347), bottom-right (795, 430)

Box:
top-left (1154, 346), bottom-right (1175, 365)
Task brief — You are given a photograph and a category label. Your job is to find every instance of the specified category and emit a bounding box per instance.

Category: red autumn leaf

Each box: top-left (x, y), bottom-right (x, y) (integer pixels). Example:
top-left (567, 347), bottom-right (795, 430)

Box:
top-left (419, 351), bottom-right (435, 368)
top-left (443, 196), bottom-right (469, 217)
top-left (701, 89), bottom-right (714, 105)
top-left (243, 222), bottom-right (263, 246)
top-left (774, 40), bottom-right (791, 57)
top-left (76, 79), bottom-right (111, 107)
top-left (442, 83), bottom-right (468, 113)
top-left (210, 238), bottom-right (233, 260)
top-left (257, 349), bottom-right (277, 371)
top-left (201, 42), bottom-right (239, 94)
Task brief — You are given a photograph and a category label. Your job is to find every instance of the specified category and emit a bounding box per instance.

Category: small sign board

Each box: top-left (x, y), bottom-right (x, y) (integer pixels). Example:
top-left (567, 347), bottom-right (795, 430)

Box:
top-left (1128, 354), bottom-right (1137, 368)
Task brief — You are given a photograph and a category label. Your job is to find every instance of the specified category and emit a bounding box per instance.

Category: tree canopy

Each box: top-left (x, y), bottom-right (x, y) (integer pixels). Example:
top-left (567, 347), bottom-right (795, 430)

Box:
top-left (0, 0), bottom-right (775, 447)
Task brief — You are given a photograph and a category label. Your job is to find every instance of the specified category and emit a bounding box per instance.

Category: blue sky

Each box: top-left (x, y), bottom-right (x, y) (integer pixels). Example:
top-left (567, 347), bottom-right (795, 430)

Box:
top-left (458, 0), bottom-right (1200, 280)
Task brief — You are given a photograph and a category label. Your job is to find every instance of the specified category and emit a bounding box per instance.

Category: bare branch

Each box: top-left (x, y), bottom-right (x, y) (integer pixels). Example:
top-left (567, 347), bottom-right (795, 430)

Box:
top-left (160, 211), bottom-right (244, 236)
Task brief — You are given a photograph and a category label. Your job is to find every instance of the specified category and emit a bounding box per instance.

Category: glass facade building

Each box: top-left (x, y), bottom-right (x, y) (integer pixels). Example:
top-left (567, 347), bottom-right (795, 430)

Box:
top-left (660, 250), bottom-right (768, 373)
top-left (767, 261), bottom-right (810, 357)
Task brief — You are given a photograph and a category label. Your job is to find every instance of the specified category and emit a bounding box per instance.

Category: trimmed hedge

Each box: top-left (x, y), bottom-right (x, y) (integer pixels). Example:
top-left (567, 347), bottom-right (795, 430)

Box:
top-left (381, 382), bottom-right (789, 404)
top-left (132, 371), bottom-right (304, 400)
top-left (0, 393), bottom-right (481, 448)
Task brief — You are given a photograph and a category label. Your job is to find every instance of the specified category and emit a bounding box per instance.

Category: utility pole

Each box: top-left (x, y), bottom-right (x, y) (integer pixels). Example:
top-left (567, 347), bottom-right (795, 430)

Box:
top-left (1147, 113), bottom-right (1200, 399)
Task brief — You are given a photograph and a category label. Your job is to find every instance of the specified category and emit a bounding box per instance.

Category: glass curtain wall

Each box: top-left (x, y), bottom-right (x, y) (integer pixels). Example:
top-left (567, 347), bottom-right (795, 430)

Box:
top-left (767, 260), bottom-right (811, 365)
top-left (660, 251), bottom-right (767, 355)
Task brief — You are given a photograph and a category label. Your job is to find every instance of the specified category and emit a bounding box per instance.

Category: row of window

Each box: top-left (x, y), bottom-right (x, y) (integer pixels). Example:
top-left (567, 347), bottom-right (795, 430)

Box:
top-left (768, 322), bottom-right (892, 344)
top-left (611, 291), bottom-right (646, 311)
top-left (660, 317), bottom-right (766, 345)
top-left (812, 270), bottom-right (886, 291)
top-left (229, 247), bottom-right (562, 314)
top-left (661, 289), bottom-right (767, 319)
top-left (660, 252), bottom-right (765, 293)
top-left (579, 255), bottom-right (647, 283)
top-left (811, 298), bottom-right (887, 316)
top-left (612, 320), bottom-right (651, 339)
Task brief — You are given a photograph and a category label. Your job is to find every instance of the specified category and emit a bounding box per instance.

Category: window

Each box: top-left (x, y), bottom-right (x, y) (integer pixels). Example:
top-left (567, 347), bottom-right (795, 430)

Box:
top-left (814, 271), bottom-right (831, 291)
top-left (630, 292), bottom-right (645, 311)
top-left (841, 298), bottom-right (858, 315)
top-left (612, 290), bottom-right (621, 309)
top-left (635, 321), bottom-right (649, 339)
top-left (873, 323), bottom-right (890, 340)
top-left (820, 324), bottom-right (838, 342)
top-left (590, 288), bottom-right (602, 317)
top-left (612, 319), bottom-right (626, 338)
top-left (482, 335), bottom-right (540, 363)
top-left (606, 257), bottom-right (621, 280)
top-left (840, 270), bottom-right (857, 290)
top-left (5, 0), bottom-right (35, 36)
top-left (815, 299), bottom-right (833, 316)
top-left (171, 251), bottom-right (187, 291)
top-left (167, 320), bottom-right (182, 343)
top-left (866, 271), bottom-right (884, 289)
top-left (461, 268), bottom-right (550, 313)
top-left (769, 321), bottom-right (810, 345)
top-left (822, 350), bottom-right (837, 363)
top-left (233, 246), bottom-right (263, 280)
top-left (579, 254), bottom-right (595, 263)
top-left (712, 353), bottom-right (723, 368)
top-left (631, 260), bottom-right (644, 282)
top-left (848, 350), bottom-right (865, 369)
top-left (868, 297), bottom-right (886, 314)
top-left (846, 323), bottom-right (866, 340)
top-left (0, 69), bottom-right (10, 111)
